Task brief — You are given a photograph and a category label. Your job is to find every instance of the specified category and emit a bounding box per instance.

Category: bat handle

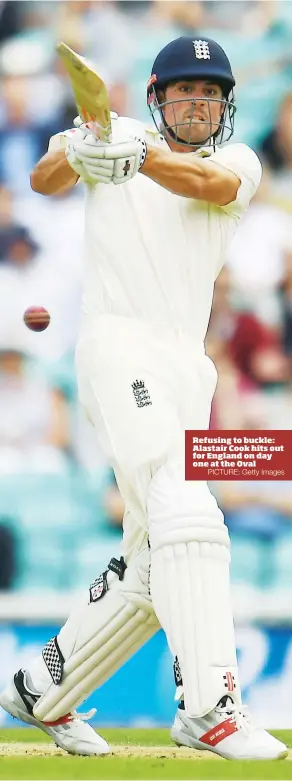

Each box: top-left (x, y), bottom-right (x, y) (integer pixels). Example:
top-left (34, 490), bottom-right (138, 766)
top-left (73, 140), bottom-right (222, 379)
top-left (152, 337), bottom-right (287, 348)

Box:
top-left (87, 120), bottom-right (112, 144)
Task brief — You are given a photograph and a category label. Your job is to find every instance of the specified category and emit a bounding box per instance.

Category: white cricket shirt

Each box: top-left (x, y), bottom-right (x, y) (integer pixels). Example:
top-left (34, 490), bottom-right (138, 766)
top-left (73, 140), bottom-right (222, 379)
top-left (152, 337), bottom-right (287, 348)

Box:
top-left (49, 116), bottom-right (262, 343)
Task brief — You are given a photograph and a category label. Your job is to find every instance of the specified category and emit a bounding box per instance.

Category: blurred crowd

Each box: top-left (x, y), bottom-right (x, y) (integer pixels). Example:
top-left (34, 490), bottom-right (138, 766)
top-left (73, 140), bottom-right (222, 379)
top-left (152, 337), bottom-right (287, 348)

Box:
top-left (0, 0), bottom-right (292, 600)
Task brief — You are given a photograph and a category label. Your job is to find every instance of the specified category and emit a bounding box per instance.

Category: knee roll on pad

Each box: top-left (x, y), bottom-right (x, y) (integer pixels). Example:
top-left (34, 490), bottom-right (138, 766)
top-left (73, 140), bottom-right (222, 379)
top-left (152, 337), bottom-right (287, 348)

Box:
top-left (147, 461), bottom-right (228, 550)
top-left (33, 546), bottom-right (159, 722)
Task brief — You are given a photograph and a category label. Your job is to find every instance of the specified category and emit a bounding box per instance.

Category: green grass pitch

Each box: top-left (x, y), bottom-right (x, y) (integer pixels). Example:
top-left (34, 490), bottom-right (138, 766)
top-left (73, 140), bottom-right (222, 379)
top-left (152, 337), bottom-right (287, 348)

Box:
top-left (0, 728), bottom-right (292, 780)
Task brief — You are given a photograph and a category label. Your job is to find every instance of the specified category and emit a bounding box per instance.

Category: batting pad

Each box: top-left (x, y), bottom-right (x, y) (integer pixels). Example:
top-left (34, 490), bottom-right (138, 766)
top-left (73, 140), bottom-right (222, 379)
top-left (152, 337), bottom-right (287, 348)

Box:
top-left (33, 549), bottom-right (159, 722)
top-left (150, 538), bottom-right (239, 718)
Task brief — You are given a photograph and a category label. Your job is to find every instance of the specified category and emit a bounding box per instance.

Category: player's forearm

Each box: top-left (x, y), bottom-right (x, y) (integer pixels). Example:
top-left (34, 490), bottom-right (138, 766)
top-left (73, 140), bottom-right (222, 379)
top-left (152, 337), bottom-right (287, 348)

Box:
top-left (140, 146), bottom-right (207, 199)
top-left (140, 146), bottom-right (239, 205)
top-left (30, 149), bottom-right (79, 195)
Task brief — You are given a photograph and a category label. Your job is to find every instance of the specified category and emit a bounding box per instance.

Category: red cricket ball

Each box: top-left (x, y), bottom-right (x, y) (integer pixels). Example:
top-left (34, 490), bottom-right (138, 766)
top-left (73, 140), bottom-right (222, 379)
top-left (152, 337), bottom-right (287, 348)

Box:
top-left (23, 306), bottom-right (50, 332)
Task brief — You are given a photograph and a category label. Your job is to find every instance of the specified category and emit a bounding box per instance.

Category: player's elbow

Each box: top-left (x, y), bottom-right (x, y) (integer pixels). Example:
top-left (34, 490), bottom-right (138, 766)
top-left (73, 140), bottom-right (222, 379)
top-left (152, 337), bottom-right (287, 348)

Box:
top-left (30, 168), bottom-right (46, 195)
top-left (201, 164), bottom-right (240, 206)
top-left (30, 170), bottom-right (38, 192)
top-left (30, 167), bottom-right (59, 196)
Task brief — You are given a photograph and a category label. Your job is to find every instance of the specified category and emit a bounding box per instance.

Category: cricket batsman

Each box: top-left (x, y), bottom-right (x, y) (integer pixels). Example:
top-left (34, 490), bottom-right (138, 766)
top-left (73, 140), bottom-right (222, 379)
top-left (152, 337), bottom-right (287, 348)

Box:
top-left (0, 37), bottom-right (287, 760)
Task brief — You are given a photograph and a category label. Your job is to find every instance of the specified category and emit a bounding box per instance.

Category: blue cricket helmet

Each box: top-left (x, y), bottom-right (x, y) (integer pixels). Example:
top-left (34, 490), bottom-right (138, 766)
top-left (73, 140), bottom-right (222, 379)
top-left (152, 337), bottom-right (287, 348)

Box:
top-left (149, 36), bottom-right (235, 96)
top-left (147, 36), bottom-right (236, 148)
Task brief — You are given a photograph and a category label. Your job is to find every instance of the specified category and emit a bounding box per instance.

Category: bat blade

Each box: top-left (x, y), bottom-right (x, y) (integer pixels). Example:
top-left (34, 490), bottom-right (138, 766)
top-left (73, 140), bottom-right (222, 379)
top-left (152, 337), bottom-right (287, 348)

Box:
top-left (56, 41), bottom-right (112, 143)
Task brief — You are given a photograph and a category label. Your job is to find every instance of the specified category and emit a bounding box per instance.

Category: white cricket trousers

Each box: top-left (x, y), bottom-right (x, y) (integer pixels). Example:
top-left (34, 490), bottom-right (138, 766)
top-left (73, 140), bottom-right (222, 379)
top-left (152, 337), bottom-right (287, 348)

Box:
top-left (75, 314), bottom-right (218, 557)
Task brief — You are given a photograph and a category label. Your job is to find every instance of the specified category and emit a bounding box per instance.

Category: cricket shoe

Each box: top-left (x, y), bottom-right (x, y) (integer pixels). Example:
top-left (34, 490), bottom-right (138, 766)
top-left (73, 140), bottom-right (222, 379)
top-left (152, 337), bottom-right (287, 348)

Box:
top-left (171, 695), bottom-right (288, 760)
top-left (0, 669), bottom-right (110, 756)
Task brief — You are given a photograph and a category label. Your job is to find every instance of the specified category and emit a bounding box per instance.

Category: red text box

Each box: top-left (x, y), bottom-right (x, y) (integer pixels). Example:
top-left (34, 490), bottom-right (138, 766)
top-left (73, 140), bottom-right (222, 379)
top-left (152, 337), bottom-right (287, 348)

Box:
top-left (185, 430), bottom-right (292, 480)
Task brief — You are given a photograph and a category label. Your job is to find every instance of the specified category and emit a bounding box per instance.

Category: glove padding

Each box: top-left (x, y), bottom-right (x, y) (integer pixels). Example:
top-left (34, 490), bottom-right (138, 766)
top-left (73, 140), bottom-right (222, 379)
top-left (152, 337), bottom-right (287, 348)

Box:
top-left (66, 133), bottom-right (147, 185)
top-left (64, 120), bottom-right (94, 182)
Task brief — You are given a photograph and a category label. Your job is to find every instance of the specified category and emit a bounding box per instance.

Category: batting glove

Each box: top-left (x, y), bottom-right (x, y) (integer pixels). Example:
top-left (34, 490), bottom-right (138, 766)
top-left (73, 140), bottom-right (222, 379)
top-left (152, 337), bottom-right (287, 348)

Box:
top-left (65, 128), bottom-right (95, 183)
top-left (67, 117), bottom-right (111, 182)
top-left (67, 134), bottom-right (147, 185)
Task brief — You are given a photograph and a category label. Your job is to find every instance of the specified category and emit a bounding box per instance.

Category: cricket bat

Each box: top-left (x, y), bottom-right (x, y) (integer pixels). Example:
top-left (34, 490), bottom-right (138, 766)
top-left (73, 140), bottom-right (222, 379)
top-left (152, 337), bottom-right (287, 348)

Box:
top-left (56, 42), bottom-right (112, 143)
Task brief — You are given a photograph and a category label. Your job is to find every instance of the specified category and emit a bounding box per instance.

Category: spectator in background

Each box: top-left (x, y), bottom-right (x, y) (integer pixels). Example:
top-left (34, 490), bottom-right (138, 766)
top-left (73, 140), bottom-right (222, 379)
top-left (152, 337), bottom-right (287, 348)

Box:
top-left (0, 223), bottom-right (38, 262)
top-left (56, 1), bottom-right (102, 52)
top-left (0, 518), bottom-right (17, 589)
top-left (0, 337), bottom-right (71, 473)
top-left (259, 92), bottom-right (292, 225)
top-left (206, 267), bottom-right (289, 389)
top-left (0, 223), bottom-right (82, 360)
top-left (0, 1), bottom-right (23, 44)
top-left (208, 337), bottom-right (266, 431)
top-left (260, 93), bottom-right (292, 176)
top-left (279, 252), bottom-right (292, 364)
top-left (0, 180), bottom-right (84, 280)
top-left (47, 350), bottom-right (109, 472)
top-left (0, 181), bottom-right (13, 227)
top-left (0, 74), bottom-right (60, 193)
top-left (226, 167), bottom-right (292, 327)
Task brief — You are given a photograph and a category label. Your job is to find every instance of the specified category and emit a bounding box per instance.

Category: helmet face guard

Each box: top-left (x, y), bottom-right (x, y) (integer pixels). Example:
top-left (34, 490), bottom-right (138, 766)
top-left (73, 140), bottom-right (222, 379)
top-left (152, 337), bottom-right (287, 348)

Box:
top-left (147, 37), bottom-right (236, 150)
top-left (148, 84), bottom-right (236, 149)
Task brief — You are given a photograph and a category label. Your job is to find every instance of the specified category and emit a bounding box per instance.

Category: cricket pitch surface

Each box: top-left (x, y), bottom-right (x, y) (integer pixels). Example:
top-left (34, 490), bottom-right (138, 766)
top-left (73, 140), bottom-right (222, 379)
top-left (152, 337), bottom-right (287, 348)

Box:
top-left (0, 727), bottom-right (292, 779)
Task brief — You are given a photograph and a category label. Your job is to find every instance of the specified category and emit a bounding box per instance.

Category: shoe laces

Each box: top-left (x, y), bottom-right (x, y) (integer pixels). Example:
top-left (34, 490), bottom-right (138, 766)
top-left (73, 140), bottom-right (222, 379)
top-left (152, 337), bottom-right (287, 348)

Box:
top-left (215, 697), bottom-right (257, 735)
top-left (70, 708), bottom-right (97, 722)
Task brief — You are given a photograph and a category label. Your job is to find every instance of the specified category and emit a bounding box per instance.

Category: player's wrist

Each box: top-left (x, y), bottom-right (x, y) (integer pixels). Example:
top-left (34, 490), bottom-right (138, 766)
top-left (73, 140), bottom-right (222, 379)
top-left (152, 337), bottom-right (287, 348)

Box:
top-left (136, 139), bottom-right (147, 170)
top-left (138, 144), bottom-right (160, 176)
